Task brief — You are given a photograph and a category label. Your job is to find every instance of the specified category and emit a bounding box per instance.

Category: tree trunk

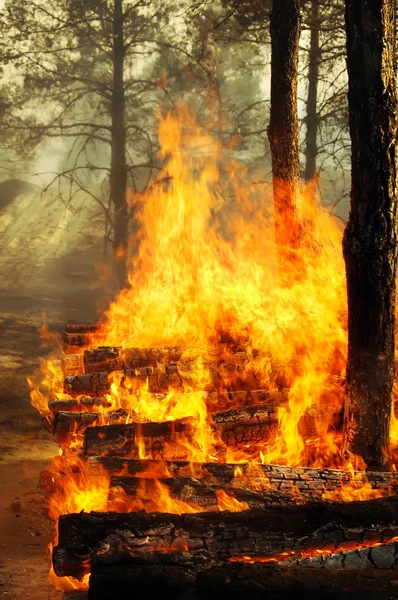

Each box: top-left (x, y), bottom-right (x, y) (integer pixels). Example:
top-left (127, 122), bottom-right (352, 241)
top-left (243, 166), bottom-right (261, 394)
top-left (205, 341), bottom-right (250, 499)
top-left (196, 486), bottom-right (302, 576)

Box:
top-left (342, 0), bottom-right (398, 470)
top-left (304, 0), bottom-right (320, 182)
top-left (111, 0), bottom-right (128, 288)
top-left (268, 0), bottom-right (302, 272)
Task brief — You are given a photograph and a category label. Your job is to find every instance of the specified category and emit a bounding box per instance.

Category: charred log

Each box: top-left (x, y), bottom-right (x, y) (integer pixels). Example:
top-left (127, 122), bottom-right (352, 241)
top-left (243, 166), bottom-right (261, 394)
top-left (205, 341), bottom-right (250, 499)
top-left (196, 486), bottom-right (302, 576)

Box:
top-left (84, 346), bottom-right (185, 374)
top-left (53, 496), bottom-right (398, 578)
top-left (82, 404), bottom-right (291, 458)
top-left (83, 417), bottom-right (196, 460)
top-left (87, 457), bottom-right (398, 500)
top-left (87, 549), bottom-right (398, 600)
top-left (49, 397), bottom-right (111, 414)
top-left (108, 476), bottom-right (290, 509)
top-left (53, 409), bottom-right (128, 447)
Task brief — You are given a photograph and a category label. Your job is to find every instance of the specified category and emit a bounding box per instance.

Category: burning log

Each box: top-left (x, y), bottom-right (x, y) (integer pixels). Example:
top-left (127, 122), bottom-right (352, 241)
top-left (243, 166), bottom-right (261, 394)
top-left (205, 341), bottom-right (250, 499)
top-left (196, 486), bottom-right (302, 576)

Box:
top-left (53, 409), bottom-right (128, 447)
top-left (63, 367), bottom-right (182, 396)
top-left (49, 396), bottom-right (111, 413)
top-left (83, 417), bottom-right (195, 460)
top-left (53, 496), bottom-right (398, 578)
top-left (87, 549), bottom-right (398, 599)
top-left (86, 457), bottom-right (398, 499)
top-left (83, 346), bottom-right (185, 374)
top-left (63, 357), bottom-right (271, 397)
top-left (82, 404), bottom-right (289, 458)
top-left (108, 476), bottom-right (289, 509)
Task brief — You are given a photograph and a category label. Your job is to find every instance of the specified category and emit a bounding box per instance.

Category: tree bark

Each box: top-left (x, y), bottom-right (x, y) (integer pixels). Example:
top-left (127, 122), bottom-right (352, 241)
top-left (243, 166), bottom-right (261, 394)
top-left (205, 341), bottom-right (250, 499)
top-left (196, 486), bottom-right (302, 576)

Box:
top-left (268, 0), bottom-right (302, 271)
top-left (342, 0), bottom-right (398, 470)
top-left (53, 496), bottom-right (398, 578)
top-left (304, 0), bottom-right (320, 182)
top-left (111, 0), bottom-right (129, 288)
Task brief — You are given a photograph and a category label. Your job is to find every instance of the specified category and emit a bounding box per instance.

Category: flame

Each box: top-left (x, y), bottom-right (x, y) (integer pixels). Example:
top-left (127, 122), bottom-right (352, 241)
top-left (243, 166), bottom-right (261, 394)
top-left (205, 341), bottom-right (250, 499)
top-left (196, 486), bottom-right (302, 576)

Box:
top-left (27, 107), bottom-right (398, 590)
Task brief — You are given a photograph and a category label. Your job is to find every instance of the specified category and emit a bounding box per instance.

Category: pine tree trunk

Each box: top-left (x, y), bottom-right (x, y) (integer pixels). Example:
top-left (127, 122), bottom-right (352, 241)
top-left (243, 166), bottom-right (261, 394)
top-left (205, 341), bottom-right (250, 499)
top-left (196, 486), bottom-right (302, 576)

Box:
top-left (110, 0), bottom-right (128, 288)
top-left (268, 0), bottom-right (302, 273)
top-left (343, 0), bottom-right (398, 470)
top-left (304, 0), bottom-right (320, 182)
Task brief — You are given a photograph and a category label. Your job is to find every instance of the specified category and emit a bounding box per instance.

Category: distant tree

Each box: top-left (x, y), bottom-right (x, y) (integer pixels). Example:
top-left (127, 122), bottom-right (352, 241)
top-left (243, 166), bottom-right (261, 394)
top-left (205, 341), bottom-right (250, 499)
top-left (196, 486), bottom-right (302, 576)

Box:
top-left (342, 0), bottom-right (398, 470)
top-left (268, 0), bottom-right (302, 272)
top-left (0, 0), bottom-right (181, 287)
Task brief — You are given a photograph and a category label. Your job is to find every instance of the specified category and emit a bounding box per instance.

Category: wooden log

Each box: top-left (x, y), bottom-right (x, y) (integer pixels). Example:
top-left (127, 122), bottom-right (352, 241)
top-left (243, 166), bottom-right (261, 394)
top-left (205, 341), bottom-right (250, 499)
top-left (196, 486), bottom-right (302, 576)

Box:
top-left (87, 458), bottom-right (398, 500)
top-left (87, 550), bottom-right (398, 600)
top-left (63, 357), bottom-right (275, 397)
top-left (108, 476), bottom-right (289, 510)
top-left (83, 404), bottom-right (289, 458)
top-left (49, 397), bottom-right (111, 414)
top-left (53, 409), bottom-right (128, 447)
top-left (83, 417), bottom-right (195, 460)
top-left (63, 368), bottom-right (183, 396)
top-left (84, 346), bottom-right (185, 374)
top-left (83, 400), bottom-right (340, 459)
top-left (53, 496), bottom-right (398, 578)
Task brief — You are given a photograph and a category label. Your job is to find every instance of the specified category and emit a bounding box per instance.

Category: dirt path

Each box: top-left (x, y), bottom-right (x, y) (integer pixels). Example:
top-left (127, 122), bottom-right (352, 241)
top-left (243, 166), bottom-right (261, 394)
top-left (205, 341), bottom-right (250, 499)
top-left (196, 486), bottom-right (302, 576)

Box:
top-left (0, 289), bottom-right (100, 600)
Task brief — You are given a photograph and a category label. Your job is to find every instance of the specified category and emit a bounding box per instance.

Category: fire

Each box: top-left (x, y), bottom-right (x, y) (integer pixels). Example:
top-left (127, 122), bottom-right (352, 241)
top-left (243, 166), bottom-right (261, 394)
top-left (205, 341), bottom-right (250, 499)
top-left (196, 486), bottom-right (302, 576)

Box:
top-left (27, 106), bottom-right (398, 589)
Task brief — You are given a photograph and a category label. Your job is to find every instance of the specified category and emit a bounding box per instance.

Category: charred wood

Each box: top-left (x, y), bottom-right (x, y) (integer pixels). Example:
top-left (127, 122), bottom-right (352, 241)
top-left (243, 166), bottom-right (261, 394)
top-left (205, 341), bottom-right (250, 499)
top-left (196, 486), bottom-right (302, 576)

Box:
top-left (53, 409), bottom-right (128, 447)
top-left (108, 476), bottom-right (289, 509)
top-left (53, 497), bottom-right (398, 578)
top-left (87, 550), bottom-right (398, 600)
top-left (83, 417), bottom-right (195, 460)
top-left (87, 458), bottom-right (398, 500)
top-left (49, 397), bottom-right (111, 414)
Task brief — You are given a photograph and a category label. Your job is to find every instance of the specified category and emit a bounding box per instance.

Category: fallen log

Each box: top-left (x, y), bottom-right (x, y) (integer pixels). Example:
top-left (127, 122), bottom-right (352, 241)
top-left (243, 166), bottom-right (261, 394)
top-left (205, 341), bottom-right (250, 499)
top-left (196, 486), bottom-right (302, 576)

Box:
top-left (108, 476), bottom-right (288, 510)
top-left (49, 397), bottom-right (111, 414)
top-left (83, 417), bottom-right (196, 460)
top-left (87, 549), bottom-right (398, 599)
top-left (82, 404), bottom-right (289, 458)
top-left (53, 496), bottom-right (398, 578)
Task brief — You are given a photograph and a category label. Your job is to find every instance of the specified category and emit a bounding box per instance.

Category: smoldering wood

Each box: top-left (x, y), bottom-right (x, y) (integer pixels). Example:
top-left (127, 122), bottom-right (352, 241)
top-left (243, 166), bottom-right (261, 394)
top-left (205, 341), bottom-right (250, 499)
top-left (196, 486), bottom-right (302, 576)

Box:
top-left (87, 550), bottom-right (398, 600)
top-left (83, 417), bottom-right (195, 460)
top-left (108, 475), bottom-right (291, 509)
top-left (53, 496), bottom-right (398, 578)
top-left (87, 457), bottom-right (398, 500)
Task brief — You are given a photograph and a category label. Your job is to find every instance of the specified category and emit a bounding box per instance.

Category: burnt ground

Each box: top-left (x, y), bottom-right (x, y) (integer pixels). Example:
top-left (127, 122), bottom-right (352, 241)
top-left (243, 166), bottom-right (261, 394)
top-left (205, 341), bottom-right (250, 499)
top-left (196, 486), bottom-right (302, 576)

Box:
top-left (0, 288), bottom-right (101, 600)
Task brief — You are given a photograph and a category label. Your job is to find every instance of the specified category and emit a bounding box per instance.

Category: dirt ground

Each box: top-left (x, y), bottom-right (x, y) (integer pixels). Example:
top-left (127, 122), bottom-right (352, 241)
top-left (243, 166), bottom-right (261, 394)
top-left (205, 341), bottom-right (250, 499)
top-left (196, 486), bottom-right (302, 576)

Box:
top-left (0, 288), bottom-right (100, 600)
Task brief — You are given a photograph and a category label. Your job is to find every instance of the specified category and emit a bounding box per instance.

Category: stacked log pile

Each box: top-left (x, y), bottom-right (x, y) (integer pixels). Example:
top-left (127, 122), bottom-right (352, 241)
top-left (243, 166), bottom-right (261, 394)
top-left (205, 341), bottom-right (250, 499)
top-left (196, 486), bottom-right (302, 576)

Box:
top-left (44, 325), bottom-right (398, 599)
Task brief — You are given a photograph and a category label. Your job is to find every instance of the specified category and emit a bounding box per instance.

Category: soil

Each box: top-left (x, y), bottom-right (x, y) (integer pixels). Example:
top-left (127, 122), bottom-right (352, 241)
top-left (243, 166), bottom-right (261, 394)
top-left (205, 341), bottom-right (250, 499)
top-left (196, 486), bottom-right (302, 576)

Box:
top-left (0, 288), bottom-right (101, 600)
